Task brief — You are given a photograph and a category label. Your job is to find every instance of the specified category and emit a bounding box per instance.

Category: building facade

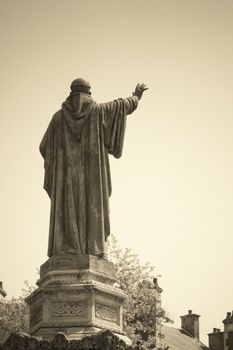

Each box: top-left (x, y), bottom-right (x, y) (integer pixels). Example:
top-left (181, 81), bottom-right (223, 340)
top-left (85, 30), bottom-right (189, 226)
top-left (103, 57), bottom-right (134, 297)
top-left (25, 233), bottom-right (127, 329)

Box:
top-left (208, 312), bottom-right (233, 350)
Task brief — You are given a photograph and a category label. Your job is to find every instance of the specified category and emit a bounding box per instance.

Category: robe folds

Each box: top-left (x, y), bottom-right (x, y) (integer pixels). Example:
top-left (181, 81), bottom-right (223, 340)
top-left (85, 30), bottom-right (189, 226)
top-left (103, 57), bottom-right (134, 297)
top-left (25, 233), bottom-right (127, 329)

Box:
top-left (40, 93), bottom-right (139, 257)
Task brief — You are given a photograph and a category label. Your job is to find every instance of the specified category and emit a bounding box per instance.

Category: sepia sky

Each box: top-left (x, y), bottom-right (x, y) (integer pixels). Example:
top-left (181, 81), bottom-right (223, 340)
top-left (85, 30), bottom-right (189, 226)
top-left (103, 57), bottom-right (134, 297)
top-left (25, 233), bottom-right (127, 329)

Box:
top-left (1, 0), bottom-right (233, 344)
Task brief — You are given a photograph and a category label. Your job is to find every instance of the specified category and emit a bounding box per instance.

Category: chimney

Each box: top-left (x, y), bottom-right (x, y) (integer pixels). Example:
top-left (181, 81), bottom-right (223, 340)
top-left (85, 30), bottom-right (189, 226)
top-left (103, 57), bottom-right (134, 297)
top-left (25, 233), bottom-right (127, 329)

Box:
top-left (181, 310), bottom-right (200, 340)
top-left (0, 281), bottom-right (7, 299)
top-left (213, 328), bottom-right (221, 333)
top-left (153, 278), bottom-right (163, 293)
top-left (223, 311), bottom-right (233, 332)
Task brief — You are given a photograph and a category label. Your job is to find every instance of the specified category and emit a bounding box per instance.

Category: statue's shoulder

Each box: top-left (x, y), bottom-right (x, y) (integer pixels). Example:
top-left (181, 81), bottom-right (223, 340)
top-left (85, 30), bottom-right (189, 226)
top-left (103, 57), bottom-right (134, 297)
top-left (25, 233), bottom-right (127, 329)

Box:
top-left (51, 110), bottom-right (63, 123)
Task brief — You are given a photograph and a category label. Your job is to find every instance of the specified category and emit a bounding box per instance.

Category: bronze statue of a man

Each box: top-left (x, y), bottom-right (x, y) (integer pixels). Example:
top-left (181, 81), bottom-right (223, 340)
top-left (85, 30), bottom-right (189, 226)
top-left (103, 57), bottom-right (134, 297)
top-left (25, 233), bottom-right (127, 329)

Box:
top-left (40, 79), bottom-right (148, 258)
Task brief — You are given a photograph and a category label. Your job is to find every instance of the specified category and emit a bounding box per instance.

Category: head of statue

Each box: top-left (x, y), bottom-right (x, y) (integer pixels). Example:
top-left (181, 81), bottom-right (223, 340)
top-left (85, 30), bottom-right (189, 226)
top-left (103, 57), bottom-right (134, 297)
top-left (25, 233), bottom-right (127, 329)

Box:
top-left (70, 78), bottom-right (91, 94)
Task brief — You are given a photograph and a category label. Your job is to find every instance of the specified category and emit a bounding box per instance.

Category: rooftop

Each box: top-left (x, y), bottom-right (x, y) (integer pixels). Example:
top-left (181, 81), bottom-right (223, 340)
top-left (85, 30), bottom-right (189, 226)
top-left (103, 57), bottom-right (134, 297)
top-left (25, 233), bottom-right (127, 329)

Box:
top-left (161, 324), bottom-right (208, 350)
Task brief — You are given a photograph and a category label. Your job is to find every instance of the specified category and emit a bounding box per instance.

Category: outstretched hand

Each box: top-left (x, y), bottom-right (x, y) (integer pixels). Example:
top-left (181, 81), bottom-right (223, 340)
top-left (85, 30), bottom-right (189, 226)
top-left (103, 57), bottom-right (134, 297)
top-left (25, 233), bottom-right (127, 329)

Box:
top-left (133, 83), bottom-right (148, 100)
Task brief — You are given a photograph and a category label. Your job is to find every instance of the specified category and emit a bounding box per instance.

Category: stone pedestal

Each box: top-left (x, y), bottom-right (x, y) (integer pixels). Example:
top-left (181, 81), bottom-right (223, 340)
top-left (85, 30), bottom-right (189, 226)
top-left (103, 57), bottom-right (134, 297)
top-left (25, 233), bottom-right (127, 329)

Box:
top-left (26, 255), bottom-right (128, 342)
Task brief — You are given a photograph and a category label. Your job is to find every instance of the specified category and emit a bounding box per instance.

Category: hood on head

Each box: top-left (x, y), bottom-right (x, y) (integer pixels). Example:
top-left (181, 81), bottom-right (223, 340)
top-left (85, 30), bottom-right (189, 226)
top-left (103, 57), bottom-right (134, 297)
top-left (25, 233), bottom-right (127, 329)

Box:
top-left (62, 92), bottom-right (95, 139)
top-left (63, 92), bottom-right (94, 118)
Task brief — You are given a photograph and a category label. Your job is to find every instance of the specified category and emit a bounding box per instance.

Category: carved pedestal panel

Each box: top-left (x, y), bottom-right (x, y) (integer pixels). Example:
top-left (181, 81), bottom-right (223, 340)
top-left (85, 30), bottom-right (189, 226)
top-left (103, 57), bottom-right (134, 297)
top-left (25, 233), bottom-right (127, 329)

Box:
top-left (26, 255), bottom-right (127, 341)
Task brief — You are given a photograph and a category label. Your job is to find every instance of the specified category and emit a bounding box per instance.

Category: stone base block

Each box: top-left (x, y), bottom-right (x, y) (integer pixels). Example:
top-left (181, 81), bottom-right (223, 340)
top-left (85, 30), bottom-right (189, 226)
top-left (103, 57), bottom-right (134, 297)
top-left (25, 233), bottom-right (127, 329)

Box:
top-left (38, 254), bottom-right (117, 287)
top-left (26, 255), bottom-right (127, 341)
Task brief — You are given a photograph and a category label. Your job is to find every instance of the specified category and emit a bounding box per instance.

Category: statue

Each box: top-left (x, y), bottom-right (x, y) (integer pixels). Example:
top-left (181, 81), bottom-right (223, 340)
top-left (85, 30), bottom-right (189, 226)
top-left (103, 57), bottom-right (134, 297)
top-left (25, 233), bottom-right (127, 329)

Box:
top-left (40, 79), bottom-right (148, 258)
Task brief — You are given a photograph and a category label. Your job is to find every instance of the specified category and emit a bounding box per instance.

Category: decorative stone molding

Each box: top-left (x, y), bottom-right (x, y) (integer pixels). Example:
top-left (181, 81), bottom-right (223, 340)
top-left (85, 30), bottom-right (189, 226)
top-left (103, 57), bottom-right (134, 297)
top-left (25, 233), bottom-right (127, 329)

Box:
top-left (27, 280), bottom-right (125, 305)
top-left (95, 303), bottom-right (118, 323)
top-left (52, 302), bottom-right (86, 317)
top-left (45, 279), bottom-right (123, 295)
top-left (37, 270), bottom-right (117, 288)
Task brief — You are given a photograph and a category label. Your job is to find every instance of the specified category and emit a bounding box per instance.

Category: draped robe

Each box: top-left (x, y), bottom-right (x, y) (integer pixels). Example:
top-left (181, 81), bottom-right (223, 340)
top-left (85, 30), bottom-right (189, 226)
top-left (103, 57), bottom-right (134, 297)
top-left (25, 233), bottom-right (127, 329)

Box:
top-left (40, 93), bottom-right (139, 257)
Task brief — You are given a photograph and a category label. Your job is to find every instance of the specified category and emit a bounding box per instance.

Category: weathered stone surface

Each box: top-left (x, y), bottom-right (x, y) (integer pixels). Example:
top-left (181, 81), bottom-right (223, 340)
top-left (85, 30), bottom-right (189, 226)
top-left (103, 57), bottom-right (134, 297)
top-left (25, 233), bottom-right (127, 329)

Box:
top-left (0, 330), bottom-right (145, 350)
top-left (26, 255), bottom-right (127, 341)
top-left (40, 86), bottom-right (140, 257)
top-left (37, 255), bottom-right (117, 287)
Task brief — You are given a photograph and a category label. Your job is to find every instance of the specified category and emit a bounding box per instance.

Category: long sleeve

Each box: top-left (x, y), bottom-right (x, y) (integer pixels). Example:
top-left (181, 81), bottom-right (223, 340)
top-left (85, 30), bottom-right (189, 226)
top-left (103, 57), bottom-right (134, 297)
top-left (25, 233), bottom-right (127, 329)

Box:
top-left (97, 96), bottom-right (139, 159)
top-left (99, 96), bottom-right (139, 126)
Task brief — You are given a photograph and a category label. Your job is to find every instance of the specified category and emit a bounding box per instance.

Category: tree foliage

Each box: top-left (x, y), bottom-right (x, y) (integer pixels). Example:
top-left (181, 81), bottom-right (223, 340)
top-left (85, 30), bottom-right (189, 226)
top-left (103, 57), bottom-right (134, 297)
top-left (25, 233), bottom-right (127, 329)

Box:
top-left (106, 235), bottom-right (171, 347)
top-left (0, 298), bottom-right (28, 334)
top-left (0, 281), bottom-right (34, 335)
